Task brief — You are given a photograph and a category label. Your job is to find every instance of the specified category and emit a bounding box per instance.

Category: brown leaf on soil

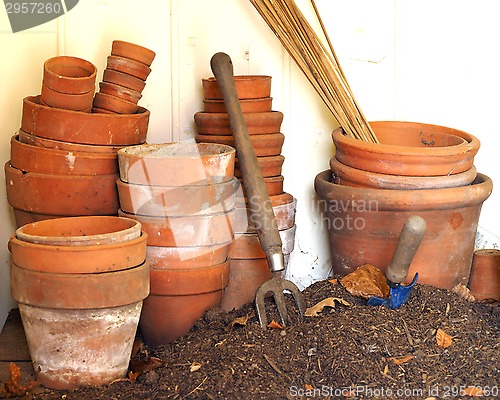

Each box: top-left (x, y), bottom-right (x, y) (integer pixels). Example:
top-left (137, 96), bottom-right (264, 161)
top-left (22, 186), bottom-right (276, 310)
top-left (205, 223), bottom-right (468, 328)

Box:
top-left (304, 297), bottom-right (350, 317)
top-left (463, 386), bottom-right (484, 396)
top-left (267, 320), bottom-right (284, 329)
top-left (227, 314), bottom-right (250, 332)
top-left (305, 384), bottom-right (314, 390)
top-left (328, 278), bottom-right (338, 285)
top-left (128, 356), bottom-right (164, 382)
top-left (387, 354), bottom-right (414, 365)
top-left (451, 283), bottom-right (476, 302)
top-left (3, 362), bottom-right (38, 397)
top-left (339, 264), bottom-right (390, 299)
top-left (190, 362), bottom-right (202, 372)
top-left (435, 328), bottom-right (453, 348)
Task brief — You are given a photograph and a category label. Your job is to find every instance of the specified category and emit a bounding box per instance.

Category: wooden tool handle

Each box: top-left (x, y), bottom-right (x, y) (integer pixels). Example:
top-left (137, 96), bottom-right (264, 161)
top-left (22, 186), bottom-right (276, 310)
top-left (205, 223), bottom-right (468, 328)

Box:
top-left (210, 52), bottom-right (284, 272)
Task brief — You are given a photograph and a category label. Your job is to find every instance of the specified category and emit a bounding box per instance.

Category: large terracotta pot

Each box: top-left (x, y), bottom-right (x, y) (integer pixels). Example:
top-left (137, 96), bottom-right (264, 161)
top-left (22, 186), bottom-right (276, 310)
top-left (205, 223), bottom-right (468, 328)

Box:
top-left (202, 75), bottom-right (271, 100)
top-left (194, 111), bottom-right (283, 135)
top-left (195, 133), bottom-right (285, 157)
top-left (467, 249), bottom-right (500, 301)
top-left (314, 170), bottom-right (493, 289)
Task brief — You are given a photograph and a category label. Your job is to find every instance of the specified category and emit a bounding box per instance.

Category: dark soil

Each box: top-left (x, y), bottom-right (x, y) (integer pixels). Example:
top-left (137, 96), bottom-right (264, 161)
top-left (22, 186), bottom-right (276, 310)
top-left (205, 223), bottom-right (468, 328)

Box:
top-left (8, 280), bottom-right (500, 399)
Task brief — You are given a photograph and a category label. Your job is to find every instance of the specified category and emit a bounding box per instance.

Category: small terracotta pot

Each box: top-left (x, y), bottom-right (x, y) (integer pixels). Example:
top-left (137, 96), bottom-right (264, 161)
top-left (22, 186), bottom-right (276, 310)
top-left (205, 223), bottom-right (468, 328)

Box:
top-left (107, 55), bottom-right (151, 81)
top-left (102, 69), bottom-right (146, 93)
top-left (93, 92), bottom-right (139, 114)
top-left (118, 142), bottom-right (235, 186)
top-left (467, 249), bottom-right (500, 301)
top-left (5, 162), bottom-right (119, 216)
top-left (15, 216), bottom-right (141, 246)
top-left (43, 56), bottom-right (97, 95)
top-left (22, 96), bottom-right (149, 145)
top-left (9, 232), bottom-right (148, 273)
top-left (140, 261), bottom-right (229, 346)
top-left (230, 225), bottom-right (296, 259)
top-left (202, 75), bottom-right (271, 99)
top-left (111, 40), bottom-right (156, 67)
top-left (235, 155), bottom-right (284, 178)
top-left (99, 81), bottom-right (142, 104)
top-left (118, 209), bottom-right (235, 247)
top-left (235, 191), bottom-right (294, 208)
top-left (314, 170), bottom-right (493, 289)
top-left (204, 97), bottom-right (272, 113)
top-left (194, 111), bottom-right (283, 135)
top-left (10, 135), bottom-right (119, 175)
top-left (41, 84), bottom-right (94, 112)
top-left (195, 133), bottom-right (284, 157)
top-left (330, 157), bottom-right (478, 190)
top-left (239, 175), bottom-right (284, 197)
top-left (116, 177), bottom-right (239, 217)
top-left (147, 243), bottom-right (231, 269)
top-left (332, 121), bottom-right (480, 176)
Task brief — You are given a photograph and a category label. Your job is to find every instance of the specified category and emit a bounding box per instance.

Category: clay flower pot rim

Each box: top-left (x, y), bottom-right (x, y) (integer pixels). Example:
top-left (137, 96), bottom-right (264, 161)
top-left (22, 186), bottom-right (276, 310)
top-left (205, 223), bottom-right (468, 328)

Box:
top-left (44, 56), bottom-right (97, 80)
top-left (111, 40), bottom-right (156, 66)
top-left (118, 142), bottom-right (235, 159)
top-left (204, 75), bottom-right (271, 82)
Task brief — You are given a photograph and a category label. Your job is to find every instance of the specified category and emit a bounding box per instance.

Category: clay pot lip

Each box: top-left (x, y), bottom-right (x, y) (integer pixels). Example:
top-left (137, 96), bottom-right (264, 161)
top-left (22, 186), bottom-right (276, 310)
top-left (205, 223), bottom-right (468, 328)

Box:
top-left (93, 92), bottom-right (139, 114)
top-left (194, 111), bottom-right (284, 135)
top-left (203, 75), bottom-right (272, 83)
top-left (111, 40), bottom-right (156, 66)
top-left (118, 207), bottom-right (235, 221)
top-left (41, 83), bottom-right (94, 111)
top-left (102, 68), bottom-right (146, 92)
top-left (118, 142), bottom-right (236, 160)
top-left (314, 169), bottom-right (493, 211)
top-left (203, 97), bottom-right (273, 113)
top-left (473, 249), bottom-right (500, 257)
top-left (99, 81), bottom-right (142, 102)
top-left (107, 55), bottom-right (151, 80)
top-left (194, 110), bottom-right (283, 121)
top-left (116, 175), bottom-right (238, 190)
top-left (43, 56), bottom-right (97, 94)
top-left (196, 132), bottom-right (285, 143)
top-left (5, 161), bottom-right (118, 180)
top-left (15, 216), bottom-right (141, 246)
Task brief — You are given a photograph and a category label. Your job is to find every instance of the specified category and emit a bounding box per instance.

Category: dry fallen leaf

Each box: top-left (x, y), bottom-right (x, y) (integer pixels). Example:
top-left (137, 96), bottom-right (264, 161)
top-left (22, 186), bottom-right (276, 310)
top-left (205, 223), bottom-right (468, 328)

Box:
top-left (305, 384), bottom-right (314, 390)
top-left (387, 355), bottom-right (414, 365)
top-left (267, 320), bottom-right (284, 329)
top-left (128, 356), bottom-right (164, 382)
top-left (3, 362), bottom-right (38, 397)
top-left (340, 264), bottom-right (390, 299)
top-left (227, 314), bottom-right (250, 332)
top-left (190, 362), bottom-right (202, 373)
top-left (463, 386), bottom-right (484, 397)
top-left (328, 278), bottom-right (338, 285)
top-left (383, 364), bottom-right (389, 374)
top-left (304, 297), bottom-right (350, 317)
top-left (436, 328), bottom-right (453, 348)
top-left (451, 283), bottom-right (476, 302)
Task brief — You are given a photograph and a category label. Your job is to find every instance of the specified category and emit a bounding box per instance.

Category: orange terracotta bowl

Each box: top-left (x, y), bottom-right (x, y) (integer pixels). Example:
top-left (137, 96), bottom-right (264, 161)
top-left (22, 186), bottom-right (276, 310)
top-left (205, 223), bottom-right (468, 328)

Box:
top-left (43, 56), bottom-right (97, 95)
top-left (147, 243), bottom-right (231, 269)
top-left (235, 155), bottom-right (284, 178)
top-left (103, 69), bottom-right (146, 93)
top-left (195, 133), bottom-right (284, 157)
top-left (203, 97), bottom-right (273, 113)
top-left (41, 84), bottom-right (94, 111)
top-left (239, 175), bottom-right (284, 197)
top-left (93, 92), bottom-right (139, 114)
top-left (99, 81), bottom-right (142, 104)
top-left (202, 75), bottom-right (271, 100)
top-left (111, 40), bottom-right (156, 67)
top-left (107, 55), bottom-right (151, 81)
top-left (194, 111), bottom-right (283, 135)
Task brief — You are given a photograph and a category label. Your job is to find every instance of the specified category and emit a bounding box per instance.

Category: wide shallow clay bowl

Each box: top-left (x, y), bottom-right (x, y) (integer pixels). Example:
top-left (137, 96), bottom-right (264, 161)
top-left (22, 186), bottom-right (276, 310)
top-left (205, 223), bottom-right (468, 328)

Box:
top-left (467, 249), bottom-right (500, 301)
top-left (330, 157), bottom-right (478, 190)
top-left (93, 92), bottom-right (138, 114)
top-left (239, 175), bottom-right (284, 197)
top-left (41, 84), bottom-right (94, 111)
top-left (235, 155), bottom-right (284, 178)
top-left (10, 135), bottom-right (118, 175)
top-left (15, 216), bottom-right (141, 246)
top-left (196, 133), bottom-right (284, 157)
top-left (103, 69), bottom-right (146, 93)
top-left (332, 121), bottom-right (479, 176)
top-left (314, 170), bottom-right (493, 289)
top-left (194, 111), bottom-right (283, 135)
top-left (22, 96), bottom-right (149, 145)
top-left (9, 232), bottom-right (147, 274)
top-left (116, 177), bottom-right (239, 217)
top-left (43, 56), bottom-right (97, 95)
top-left (203, 97), bottom-right (272, 113)
top-left (118, 142), bottom-right (235, 186)
top-left (5, 162), bottom-right (119, 216)
top-left (147, 243), bottom-right (231, 270)
top-left (230, 225), bottom-right (296, 259)
top-left (202, 76), bottom-right (271, 100)
top-left (107, 55), bottom-right (151, 81)
top-left (99, 81), bottom-right (142, 104)
top-left (111, 40), bottom-right (156, 67)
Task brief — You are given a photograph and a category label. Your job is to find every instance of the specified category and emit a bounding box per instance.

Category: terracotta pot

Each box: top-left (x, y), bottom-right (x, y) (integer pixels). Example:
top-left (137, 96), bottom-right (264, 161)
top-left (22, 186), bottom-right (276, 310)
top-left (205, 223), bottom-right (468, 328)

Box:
top-left (147, 243), bottom-right (231, 269)
top-left (9, 232), bottom-right (148, 273)
top-left (21, 96), bottom-right (149, 145)
top-left (5, 162), bottom-right (119, 216)
top-left (314, 170), bottom-right (493, 289)
top-left (140, 261), bottom-right (229, 346)
top-left (18, 129), bottom-right (124, 154)
top-left (92, 107), bottom-right (117, 114)
top-left (239, 175), bottom-right (284, 197)
top-left (118, 142), bottom-right (235, 186)
top-left (467, 249), bottom-right (500, 301)
top-left (12, 209), bottom-right (62, 228)
top-left (116, 177), bottom-right (239, 217)
top-left (202, 75), bottom-right (271, 99)
top-left (332, 121), bottom-right (480, 176)
top-left (102, 69), bottom-right (146, 93)
top-left (111, 40), bottom-right (156, 67)
top-left (220, 258), bottom-right (272, 312)
top-left (235, 155), bottom-right (284, 178)
top-left (195, 133), bottom-right (285, 157)
top-left (15, 216), bottom-right (141, 246)
top-left (43, 56), bottom-right (97, 95)
top-left (93, 92), bottom-right (139, 114)
top-left (230, 225), bottom-right (296, 259)
top-left (194, 111), bottom-right (283, 135)
top-left (118, 209), bottom-right (234, 247)
top-left (10, 135), bottom-right (119, 175)
top-left (41, 84), bottom-right (94, 112)
top-left (204, 97), bottom-right (272, 113)
top-left (99, 81), bottom-right (142, 104)
top-left (235, 191), bottom-right (294, 208)
top-left (330, 157), bottom-right (478, 190)
top-left (107, 55), bottom-right (151, 81)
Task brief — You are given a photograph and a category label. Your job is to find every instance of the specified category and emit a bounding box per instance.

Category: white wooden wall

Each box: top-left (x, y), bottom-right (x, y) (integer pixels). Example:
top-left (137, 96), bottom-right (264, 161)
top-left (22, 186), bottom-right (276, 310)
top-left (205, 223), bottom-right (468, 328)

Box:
top-left (1, 0), bottom-right (498, 326)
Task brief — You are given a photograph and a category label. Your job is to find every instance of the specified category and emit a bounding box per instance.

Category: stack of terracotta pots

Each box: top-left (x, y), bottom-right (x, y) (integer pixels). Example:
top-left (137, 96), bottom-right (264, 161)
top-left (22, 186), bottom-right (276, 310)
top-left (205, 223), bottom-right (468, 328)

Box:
top-left (116, 142), bottom-right (238, 346)
top-left (93, 40), bottom-right (155, 114)
top-left (315, 120), bottom-right (493, 289)
top-left (9, 216), bottom-right (149, 390)
top-left (194, 75), bottom-right (298, 311)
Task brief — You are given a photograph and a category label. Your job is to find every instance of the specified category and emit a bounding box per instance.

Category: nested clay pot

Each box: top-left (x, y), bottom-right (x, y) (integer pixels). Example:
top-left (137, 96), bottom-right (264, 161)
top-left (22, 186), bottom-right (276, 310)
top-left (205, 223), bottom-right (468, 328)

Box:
top-left (230, 225), bottom-right (296, 259)
top-left (239, 175), bottom-right (284, 197)
top-left (103, 69), bottom-right (146, 93)
top-left (202, 75), bottom-right (271, 100)
top-left (235, 155), bottom-right (284, 178)
top-left (203, 97), bottom-right (272, 113)
top-left (99, 82), bottom-right (142, 104)
top-left (314, 170), bottom-right (493, 289)
top-left (41, 84), bottom-right (94, 112)
top-left (146, 243), bottom-right (232, 269)
top-left (467, 249), bottom-right (500, 301)
top-left (107, 55), bottom-right (151, 81)
top-left (43, 56), bottom-right (97, 95)
top-left (195, 132), bottom-right (285, 157)
top-left (111, 40), bottom-right (156, 67)
top-left (12, 210), bottom-right (62, 228)
top-left (140, 261), bottom-right (229, 346)
top-left (194, 111), bottom-right (283, 135)
top-left (93, 92), bottom-right (139, 114)
top-left (21, 96), bottom-right (149, 145)
top-left (118, 142), bottom-right (235, 186)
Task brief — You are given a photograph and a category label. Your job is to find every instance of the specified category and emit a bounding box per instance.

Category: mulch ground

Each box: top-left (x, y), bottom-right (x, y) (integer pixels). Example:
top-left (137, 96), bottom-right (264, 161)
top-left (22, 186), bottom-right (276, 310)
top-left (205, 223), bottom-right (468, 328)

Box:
top-left (3, 279), bottom-right (499, 400)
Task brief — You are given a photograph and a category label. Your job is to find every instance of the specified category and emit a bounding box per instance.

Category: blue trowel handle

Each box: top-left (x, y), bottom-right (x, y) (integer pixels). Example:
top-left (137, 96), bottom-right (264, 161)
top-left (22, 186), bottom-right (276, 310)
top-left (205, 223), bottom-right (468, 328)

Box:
top-left (386, 216), bottom-right (427, 287)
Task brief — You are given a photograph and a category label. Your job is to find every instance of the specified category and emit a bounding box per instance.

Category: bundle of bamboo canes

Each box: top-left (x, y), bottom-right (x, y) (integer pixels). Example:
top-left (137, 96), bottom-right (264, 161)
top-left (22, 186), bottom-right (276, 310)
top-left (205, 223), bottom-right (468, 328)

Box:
top-left (249, 0), bottom-right (378, 143)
